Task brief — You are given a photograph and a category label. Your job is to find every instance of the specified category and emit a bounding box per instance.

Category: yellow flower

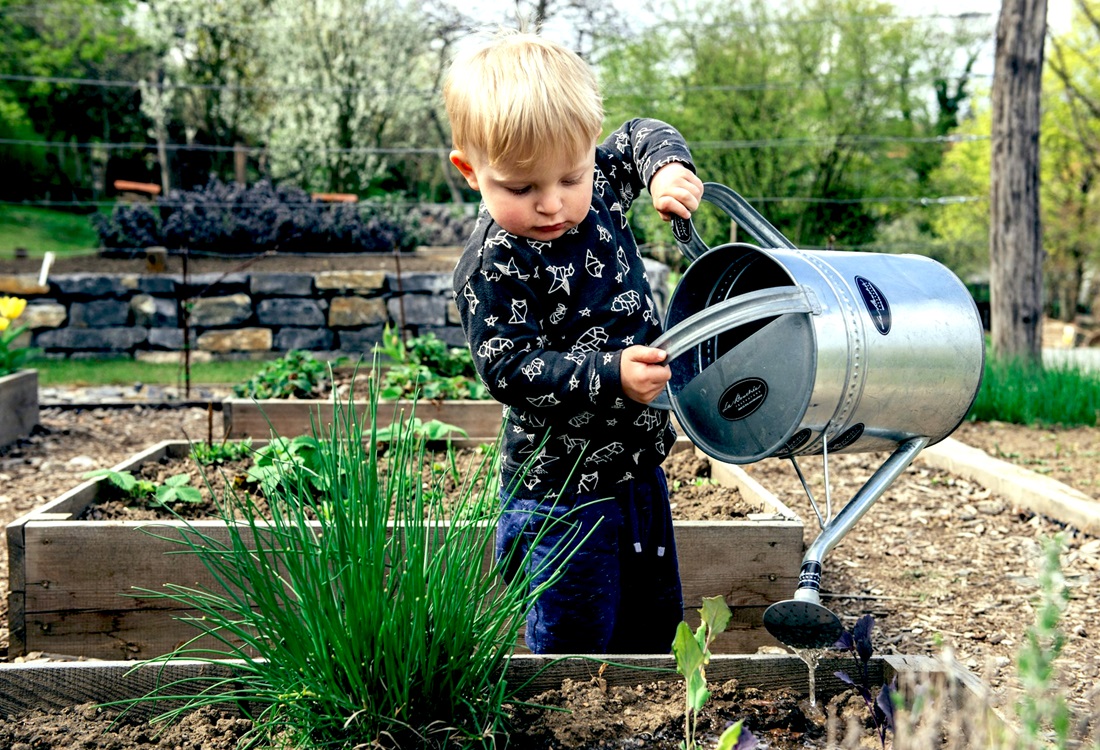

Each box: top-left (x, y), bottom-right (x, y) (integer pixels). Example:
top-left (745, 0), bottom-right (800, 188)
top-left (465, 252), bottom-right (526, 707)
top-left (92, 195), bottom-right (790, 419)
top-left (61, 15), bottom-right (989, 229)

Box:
top-left (0, 296), bottom-right (27, 321)
top-left (0, 318), bottom-right (8, 332)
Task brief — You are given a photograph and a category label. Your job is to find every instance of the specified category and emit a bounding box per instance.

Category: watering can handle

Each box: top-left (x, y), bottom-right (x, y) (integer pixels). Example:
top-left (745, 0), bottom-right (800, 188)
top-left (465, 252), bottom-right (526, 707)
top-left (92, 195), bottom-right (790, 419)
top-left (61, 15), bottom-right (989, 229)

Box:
top-left (652, 286), bottom-right (817, 363)
top-left (648, 285), bottom-right (815, 411)
top-left (671, 182), bottom-right (797, 262)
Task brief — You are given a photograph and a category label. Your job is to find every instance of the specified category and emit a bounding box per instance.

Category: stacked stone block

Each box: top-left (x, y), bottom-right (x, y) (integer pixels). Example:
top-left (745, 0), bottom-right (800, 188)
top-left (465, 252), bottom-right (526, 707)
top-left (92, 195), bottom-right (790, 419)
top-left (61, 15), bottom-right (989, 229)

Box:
top-left (0, 260), bottom-right (669, 360)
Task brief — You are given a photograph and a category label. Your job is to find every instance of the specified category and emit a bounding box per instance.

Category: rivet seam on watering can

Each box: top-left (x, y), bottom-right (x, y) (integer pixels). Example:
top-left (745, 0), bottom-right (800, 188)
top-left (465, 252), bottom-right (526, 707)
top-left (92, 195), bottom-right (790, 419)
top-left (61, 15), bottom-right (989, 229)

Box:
top-left (854, 276), bottom-right (892, 335)
top-left (800, 252), bottom-right (866, 453)
top-left (717, 377), bottom-right (768, 421)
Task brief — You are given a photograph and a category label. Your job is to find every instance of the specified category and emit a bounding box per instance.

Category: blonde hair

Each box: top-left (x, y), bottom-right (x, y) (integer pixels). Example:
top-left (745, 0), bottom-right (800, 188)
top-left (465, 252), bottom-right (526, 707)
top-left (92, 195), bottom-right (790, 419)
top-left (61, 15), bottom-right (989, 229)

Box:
top-left (444, 31), bottom-right (604, 170)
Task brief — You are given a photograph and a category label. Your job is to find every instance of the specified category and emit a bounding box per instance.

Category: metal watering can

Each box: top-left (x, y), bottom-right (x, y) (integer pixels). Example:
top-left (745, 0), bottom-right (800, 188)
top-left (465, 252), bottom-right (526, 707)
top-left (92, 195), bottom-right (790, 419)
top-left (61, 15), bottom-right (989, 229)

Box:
top-left (651, 183), bottom-right (985, 649)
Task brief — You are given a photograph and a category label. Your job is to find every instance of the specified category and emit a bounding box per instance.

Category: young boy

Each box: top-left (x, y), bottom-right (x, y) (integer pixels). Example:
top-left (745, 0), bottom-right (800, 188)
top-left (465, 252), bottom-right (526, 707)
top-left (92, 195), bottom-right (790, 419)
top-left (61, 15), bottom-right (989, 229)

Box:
top-left (445, 31), bottom-right (704, 654)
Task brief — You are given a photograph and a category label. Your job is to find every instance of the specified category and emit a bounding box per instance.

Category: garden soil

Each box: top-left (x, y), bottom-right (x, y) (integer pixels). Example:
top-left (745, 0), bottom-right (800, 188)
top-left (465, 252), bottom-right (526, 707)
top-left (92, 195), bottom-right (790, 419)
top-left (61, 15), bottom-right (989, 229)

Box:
top-left (1, 406), bottom-right (1099, 747)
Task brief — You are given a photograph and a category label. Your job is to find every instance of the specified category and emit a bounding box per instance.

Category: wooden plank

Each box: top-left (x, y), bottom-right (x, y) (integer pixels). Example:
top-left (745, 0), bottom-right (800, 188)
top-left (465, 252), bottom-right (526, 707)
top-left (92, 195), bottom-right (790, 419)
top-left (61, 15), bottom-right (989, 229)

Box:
top-left (920, 437), bottom-right (1100, 536)
top-left (22, 603), bottom-right (775, 662)
top-left (0, 660), bottom-right (240, 719)
top-left (0, 369), bottom-right (38, 448)
top-left (222, 398), bottom-right (505, 440)
top-left (5, 509), bottom-right (28, 655)
top-left (675, 521), bottom-right (801, 606)
top-left (0, 654), bottom-right (956, 714)
top-left (22, 608), bottom-right (246, 661)
top-left (22, 521), bottom-right (798, 614)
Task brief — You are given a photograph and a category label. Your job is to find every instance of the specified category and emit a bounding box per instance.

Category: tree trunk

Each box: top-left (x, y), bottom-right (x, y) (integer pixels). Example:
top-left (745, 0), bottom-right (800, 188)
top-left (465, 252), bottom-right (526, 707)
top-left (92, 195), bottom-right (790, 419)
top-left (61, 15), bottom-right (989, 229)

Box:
top-left (989, 0), bottom-right (1048, 362)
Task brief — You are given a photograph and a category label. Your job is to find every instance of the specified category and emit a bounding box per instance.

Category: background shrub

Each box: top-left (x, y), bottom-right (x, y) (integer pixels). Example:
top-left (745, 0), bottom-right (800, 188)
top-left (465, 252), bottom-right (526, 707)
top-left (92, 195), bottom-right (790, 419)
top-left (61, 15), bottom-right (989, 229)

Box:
top-left (92, 176), bottom-right (416, 256)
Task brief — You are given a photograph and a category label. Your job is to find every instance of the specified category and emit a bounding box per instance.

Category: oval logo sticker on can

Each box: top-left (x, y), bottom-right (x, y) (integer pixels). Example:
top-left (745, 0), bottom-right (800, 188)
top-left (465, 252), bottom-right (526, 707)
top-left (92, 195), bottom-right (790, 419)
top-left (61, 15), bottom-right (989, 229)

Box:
top-left (855, 276), bottom-right (891, 335)
top-left (775, 427), bottom-right (812, 457)
top-left (718, 377), bottom-right (768, 421)
top-left (671, 216), bottom-right (693, 244)
top-left (830, 423), bottom-right (865, 451)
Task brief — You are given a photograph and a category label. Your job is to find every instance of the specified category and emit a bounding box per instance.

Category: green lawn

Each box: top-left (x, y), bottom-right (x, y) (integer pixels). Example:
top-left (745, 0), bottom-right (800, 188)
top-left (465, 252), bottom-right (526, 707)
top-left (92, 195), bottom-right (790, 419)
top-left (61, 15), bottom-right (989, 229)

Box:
top-left (32, 357), bottom-right (268, 387)
top-left (0, 205), bottom-right (101, 258)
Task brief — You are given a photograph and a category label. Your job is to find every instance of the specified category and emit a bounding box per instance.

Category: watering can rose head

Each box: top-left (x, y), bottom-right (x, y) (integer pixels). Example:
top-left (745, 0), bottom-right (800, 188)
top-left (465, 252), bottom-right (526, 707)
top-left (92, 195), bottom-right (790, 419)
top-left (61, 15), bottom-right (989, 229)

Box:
top-left (0, 296), bottom-right (35, 376)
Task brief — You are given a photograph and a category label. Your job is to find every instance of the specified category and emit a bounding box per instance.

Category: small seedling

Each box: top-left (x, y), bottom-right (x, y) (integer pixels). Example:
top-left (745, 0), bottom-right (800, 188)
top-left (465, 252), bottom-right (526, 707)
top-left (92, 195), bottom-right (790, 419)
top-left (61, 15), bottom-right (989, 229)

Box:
top-left (833, 614), bottom-right (895, 748)
top-left (190, 438), bottom-right (253, 466)
top-left (84, 468), bottom-right (155, 502)
top-left (373, 324), bottom-right (489, 400)
top-left (374, 417), bottom-right (468, 443)
top-left (83, 469), bottom-right (202, 507)
top-left (672, 595), bottom-right (758, 750)
top-left (246, 435), bottom-right (330, 494)
top-left (152, 474), bottom-right (203, 506)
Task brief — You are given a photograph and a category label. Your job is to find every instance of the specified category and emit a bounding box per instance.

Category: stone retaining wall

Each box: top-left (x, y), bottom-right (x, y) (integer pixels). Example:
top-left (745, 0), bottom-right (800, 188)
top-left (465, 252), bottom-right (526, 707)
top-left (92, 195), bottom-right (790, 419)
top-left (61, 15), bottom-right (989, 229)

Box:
top-left (0, 260), bottom-right (669, 361)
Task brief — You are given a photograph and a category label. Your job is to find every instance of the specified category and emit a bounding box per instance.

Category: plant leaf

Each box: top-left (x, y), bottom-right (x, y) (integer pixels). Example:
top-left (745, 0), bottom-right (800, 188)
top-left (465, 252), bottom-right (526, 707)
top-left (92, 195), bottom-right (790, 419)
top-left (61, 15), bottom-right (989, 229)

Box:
top-left (700, 595), bottom-right (732, 637)
top-left (717, 720), bottom-right (759, 750)
top-left (672, 620), bottom-right (705, 677)
top-left (686, 670), bottom-right (710, 712)
top-left (853, 614), bottom-right (875, 663)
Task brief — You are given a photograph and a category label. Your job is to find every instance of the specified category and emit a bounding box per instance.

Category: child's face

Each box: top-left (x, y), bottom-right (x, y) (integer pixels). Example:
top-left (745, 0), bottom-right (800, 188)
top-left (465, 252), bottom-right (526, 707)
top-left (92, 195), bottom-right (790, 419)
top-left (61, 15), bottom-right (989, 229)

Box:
top-left (450, 146), bottom-right (595, 242)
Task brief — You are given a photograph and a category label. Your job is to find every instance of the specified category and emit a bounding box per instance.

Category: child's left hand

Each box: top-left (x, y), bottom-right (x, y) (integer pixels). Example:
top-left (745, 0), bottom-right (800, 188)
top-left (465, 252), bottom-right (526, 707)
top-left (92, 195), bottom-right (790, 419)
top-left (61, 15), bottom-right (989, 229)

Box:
top-left (650, 163), bottom-right (704, 221)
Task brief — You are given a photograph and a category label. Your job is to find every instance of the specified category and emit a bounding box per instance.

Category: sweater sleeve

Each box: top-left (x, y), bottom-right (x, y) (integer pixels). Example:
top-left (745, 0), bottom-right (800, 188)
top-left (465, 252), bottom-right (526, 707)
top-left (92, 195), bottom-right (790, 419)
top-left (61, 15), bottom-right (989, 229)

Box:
top-left (595, 118), bottom-right (696, 214)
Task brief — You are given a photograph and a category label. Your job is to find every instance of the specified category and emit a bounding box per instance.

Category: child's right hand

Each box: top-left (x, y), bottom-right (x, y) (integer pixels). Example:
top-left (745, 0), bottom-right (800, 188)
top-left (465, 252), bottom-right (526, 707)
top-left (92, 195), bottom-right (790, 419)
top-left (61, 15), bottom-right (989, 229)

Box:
top-left (620, 345), bottom-right (672, 404)
top-left (650, 163), bottom-right (704, 221)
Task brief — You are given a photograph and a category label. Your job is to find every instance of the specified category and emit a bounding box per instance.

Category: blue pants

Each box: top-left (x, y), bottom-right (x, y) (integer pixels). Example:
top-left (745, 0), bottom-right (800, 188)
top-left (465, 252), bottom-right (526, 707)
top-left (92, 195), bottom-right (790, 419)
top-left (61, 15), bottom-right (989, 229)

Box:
top-left (496, 466), bottom-right (683, 654)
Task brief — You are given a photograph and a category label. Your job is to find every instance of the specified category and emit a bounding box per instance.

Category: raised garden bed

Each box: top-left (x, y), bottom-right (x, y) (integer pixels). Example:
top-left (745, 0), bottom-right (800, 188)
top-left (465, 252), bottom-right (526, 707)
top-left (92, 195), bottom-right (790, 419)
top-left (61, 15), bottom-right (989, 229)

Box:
top-left (6, 438), bottom-right (804, 660)
top-left (0, 369), bottom-right (38, 448)
top-left (221, 397), bottom-right (504, 440)
top-left (0, 653), bottom-right (1008, 748)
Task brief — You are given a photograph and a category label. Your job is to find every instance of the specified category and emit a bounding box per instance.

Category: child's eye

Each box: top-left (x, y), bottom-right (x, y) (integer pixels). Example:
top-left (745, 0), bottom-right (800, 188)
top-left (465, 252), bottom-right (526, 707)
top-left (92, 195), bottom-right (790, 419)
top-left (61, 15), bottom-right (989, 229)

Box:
top-left (507, 186), bottom-right (531, 195)
top-left (562, 178), bottom-right (581, 186)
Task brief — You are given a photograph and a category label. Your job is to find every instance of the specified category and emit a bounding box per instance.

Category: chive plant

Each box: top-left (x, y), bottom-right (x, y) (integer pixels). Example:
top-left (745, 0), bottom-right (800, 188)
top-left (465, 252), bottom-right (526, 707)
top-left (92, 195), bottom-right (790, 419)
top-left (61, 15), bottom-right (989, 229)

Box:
top-left (128, 374), bottom-right (561, 748)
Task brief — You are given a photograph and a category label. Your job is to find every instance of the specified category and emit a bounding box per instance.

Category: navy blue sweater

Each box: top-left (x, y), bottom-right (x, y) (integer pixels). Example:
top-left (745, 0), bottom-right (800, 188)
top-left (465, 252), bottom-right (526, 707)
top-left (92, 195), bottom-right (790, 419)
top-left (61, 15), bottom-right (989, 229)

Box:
top-left (452, 119), bottom-right (695, 497)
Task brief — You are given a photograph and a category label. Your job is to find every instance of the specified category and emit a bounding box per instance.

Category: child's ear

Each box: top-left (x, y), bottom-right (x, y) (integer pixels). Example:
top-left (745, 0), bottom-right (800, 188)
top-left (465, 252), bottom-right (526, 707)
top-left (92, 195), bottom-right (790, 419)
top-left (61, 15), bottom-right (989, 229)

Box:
top-left (450, 150), bottom-right (480, 191)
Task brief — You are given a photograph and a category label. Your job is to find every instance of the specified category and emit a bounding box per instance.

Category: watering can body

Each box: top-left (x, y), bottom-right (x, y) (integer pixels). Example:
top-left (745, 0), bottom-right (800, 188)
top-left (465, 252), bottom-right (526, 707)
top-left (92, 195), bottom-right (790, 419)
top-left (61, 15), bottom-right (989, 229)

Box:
top-left (660, 242), bottom-right (985, 464)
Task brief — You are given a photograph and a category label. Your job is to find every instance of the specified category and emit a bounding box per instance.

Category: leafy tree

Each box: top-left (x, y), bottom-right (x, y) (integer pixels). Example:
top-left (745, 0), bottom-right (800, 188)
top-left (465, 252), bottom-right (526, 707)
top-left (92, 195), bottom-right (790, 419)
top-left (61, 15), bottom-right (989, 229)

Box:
top-left (924, 106), bottom-right (991, 279)
top-left (598, 0), bottom-right (987, 254)
top-left (929, 3), bottom-right (1100, 324)
top-left (1046, 0), bottom-right (1100, 320)
top-left (133, 0), bottom-right (273, 190)
top-left (254, 0), bottom-right (458, 197)
top-left (0, 0), bottom-right (155, 202)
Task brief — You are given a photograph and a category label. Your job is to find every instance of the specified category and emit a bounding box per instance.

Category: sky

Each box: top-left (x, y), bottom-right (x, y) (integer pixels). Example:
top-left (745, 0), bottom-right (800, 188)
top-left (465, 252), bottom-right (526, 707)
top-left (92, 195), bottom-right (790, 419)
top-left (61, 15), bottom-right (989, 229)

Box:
top-left (509, 0), bottom-right (1076, 47)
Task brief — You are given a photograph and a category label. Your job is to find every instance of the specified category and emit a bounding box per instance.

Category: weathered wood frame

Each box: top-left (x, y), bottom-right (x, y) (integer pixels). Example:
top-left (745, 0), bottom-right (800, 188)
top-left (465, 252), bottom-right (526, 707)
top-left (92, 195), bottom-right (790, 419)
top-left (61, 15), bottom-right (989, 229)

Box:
top-left (0, 369), bottom-right (38, 448)
top-left (0, 653), bottom-right (1008, 744)
top-left (6, 438), bottom-right (804, 660)
top-left (221, 398), bottom-right (505, 440)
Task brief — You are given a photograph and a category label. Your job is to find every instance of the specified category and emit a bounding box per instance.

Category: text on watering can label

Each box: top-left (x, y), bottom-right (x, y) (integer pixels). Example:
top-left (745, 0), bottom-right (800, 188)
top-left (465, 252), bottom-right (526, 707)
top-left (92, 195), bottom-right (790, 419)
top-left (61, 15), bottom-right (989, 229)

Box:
top-left (718, 377), bottom-right (768, 420)
top-left (855, 275), bottom-right (892, 335)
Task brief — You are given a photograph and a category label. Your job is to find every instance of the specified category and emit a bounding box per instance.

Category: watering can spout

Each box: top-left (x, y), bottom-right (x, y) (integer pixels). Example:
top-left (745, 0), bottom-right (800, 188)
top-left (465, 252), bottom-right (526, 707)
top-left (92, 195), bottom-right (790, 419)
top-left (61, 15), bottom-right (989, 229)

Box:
top-left (763, 436), bottom-right (929, 650)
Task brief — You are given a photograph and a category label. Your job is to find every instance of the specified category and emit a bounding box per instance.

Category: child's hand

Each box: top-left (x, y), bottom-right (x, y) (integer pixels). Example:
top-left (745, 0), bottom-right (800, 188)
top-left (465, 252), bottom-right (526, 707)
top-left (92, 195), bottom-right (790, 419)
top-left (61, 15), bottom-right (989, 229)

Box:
top-left (650, 163), bottom-right (704, 221)
top-left (620, 345), bottom-right (672, 404)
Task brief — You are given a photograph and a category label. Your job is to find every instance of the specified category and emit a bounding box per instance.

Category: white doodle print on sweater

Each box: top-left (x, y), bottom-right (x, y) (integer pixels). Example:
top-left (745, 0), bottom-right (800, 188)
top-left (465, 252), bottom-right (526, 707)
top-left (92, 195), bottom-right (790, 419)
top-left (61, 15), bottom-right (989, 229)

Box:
top-left (450, 118), bottom-right (693, 494)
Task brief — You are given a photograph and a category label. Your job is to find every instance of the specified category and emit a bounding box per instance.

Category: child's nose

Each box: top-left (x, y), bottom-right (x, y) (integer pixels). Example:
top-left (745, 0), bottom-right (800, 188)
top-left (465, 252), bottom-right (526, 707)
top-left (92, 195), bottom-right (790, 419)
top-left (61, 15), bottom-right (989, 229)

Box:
top-left (536, 191), bottom-right (563, 215)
